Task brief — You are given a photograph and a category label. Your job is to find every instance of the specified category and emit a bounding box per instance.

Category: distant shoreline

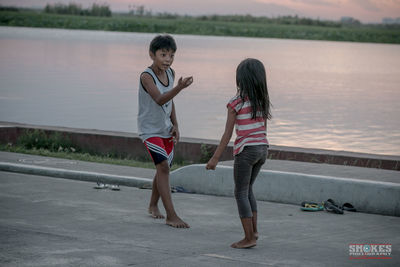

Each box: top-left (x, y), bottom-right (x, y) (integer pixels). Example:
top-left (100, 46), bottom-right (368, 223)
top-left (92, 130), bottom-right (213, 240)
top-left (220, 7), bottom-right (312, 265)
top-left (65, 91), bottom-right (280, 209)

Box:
top-left (1, 10), bottom-right (400, 44)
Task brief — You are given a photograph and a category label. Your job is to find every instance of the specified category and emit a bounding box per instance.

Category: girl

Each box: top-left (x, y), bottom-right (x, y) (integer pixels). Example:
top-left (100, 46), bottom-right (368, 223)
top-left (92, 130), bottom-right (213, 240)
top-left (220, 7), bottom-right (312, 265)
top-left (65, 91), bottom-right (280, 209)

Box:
top-left (206, 58), bottom-right (271, 248)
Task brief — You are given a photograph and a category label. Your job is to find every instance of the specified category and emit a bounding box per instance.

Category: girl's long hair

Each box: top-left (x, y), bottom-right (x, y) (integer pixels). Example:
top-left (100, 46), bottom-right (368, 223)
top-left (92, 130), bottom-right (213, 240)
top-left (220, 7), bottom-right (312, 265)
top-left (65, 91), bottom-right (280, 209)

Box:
top-left (236, 58), bottom-right (272, 120)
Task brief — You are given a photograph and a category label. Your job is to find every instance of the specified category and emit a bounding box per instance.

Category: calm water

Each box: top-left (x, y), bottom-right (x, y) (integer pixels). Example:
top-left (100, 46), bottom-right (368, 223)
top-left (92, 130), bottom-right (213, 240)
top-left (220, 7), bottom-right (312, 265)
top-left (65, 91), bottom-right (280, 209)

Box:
top-left (1, 27), bottom-right (399, 156)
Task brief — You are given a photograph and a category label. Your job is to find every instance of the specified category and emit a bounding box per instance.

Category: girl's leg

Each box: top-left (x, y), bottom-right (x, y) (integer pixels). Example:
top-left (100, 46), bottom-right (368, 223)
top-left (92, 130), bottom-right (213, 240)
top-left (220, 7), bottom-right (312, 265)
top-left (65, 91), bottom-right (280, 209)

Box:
top-left (231, 218), bottom-right (256, 248)
top-left (248, 146), bottom-right (268, 239)
top-left (232, 147), bottom-right (258, 248)
top-left (233, 153), bottom-right (254, 219)
top-left (252, 212), bottom-right (258, 240)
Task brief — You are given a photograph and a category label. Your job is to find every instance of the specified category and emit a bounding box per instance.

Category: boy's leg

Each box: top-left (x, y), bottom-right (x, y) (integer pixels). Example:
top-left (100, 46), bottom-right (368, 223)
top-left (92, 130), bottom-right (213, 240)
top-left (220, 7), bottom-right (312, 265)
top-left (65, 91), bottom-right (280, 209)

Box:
top-left (144, 137), bottom-right (189, 228)
top-left (155, 160), bottom-right (189, 228)
top-left (148, 173), bottom-right (164, 219)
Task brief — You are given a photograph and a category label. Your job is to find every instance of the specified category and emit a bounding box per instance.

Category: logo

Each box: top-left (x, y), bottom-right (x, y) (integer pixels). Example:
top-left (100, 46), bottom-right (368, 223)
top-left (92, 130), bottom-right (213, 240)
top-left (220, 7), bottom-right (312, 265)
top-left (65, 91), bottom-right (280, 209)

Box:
top-left (349, 244), bottom-right (392, 259)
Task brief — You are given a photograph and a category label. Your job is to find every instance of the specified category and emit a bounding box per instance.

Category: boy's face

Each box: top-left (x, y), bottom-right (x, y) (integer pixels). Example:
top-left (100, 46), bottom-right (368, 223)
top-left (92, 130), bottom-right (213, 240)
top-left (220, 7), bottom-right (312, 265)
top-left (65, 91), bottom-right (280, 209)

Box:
top-left (150, 49), bottom-right (175, 70)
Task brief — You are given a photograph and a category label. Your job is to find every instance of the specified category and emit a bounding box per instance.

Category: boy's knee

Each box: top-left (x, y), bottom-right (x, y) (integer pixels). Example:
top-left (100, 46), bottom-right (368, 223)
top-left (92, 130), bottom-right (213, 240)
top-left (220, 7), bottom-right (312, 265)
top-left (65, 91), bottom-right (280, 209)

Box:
top-left (156, 160), bottom-right (170, 174)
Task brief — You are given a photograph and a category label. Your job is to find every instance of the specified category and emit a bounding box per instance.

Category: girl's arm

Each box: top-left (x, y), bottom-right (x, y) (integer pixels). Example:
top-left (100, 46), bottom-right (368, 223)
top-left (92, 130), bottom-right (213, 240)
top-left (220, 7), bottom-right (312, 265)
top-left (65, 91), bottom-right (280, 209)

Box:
top-left (170, 101), bottom-right (179, 144)
top-left (141, 73), bottom-right (193, 106)
top-left (206, 106), bottom-right (236, 170)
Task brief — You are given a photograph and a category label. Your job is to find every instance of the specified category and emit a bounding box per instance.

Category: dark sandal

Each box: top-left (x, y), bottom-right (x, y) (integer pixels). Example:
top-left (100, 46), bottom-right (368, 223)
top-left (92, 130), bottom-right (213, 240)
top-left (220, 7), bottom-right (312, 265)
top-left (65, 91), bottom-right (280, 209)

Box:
top-left (342, 202), bottom-right (356, 212)
top-left (324, 199), bottom-right (344, 214)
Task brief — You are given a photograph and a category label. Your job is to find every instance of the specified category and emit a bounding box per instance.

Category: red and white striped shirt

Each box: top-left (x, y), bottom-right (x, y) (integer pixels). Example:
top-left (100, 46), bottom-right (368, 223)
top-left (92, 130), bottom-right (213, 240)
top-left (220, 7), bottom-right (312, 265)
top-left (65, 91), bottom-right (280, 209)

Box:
top-left (227, 94), bottom-right (269, 156)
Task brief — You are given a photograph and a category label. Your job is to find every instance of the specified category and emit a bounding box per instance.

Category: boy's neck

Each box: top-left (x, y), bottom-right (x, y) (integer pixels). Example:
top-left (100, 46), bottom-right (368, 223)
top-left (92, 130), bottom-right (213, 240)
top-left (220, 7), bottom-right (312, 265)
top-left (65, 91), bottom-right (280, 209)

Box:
top-left (150, 64), bottom-right (165, 75)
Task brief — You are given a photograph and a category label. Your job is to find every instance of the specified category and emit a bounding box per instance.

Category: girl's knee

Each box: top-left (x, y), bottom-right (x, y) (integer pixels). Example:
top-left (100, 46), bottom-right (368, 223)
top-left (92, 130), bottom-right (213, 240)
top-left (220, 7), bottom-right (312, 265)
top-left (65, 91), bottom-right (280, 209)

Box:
top-left (234, 189), bottom-right (248, 200)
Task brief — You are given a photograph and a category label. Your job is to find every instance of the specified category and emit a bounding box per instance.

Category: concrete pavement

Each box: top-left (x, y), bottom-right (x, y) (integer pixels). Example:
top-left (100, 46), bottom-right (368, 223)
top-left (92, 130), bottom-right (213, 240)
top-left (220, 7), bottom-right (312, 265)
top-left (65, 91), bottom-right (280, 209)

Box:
top-left (1, 170), bottom-right (399, 266)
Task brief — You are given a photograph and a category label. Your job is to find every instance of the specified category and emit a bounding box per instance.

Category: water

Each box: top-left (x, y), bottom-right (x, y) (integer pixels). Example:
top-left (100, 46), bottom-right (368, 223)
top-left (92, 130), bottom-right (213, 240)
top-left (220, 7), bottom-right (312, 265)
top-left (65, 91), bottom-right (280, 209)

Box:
top-left (1, 27), bottom-right (399, 156)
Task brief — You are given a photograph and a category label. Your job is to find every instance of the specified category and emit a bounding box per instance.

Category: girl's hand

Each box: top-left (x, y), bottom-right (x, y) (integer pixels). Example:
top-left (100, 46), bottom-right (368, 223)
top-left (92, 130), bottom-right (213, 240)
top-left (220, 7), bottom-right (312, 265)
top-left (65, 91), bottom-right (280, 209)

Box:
top-left (206, 157), bottom-right (218, 170)
top-left (170, 125), bottom-right (180, 144)
top-left (177, 76), bottom-right (193, 90)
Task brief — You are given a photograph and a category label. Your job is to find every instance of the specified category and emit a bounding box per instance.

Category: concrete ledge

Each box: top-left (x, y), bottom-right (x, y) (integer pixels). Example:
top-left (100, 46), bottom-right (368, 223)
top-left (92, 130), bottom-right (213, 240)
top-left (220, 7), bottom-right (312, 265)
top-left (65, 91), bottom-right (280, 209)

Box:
top-left (0, 162), bottom-right (152, 188)
top-left (170, 164), bottom-right (400, 217)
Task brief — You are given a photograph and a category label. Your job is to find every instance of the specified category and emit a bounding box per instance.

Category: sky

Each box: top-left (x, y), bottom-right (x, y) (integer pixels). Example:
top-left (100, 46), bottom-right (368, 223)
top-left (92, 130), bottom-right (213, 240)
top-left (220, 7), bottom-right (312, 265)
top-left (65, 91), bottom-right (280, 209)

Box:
top-left (1, 0), bottom-right (400, 23)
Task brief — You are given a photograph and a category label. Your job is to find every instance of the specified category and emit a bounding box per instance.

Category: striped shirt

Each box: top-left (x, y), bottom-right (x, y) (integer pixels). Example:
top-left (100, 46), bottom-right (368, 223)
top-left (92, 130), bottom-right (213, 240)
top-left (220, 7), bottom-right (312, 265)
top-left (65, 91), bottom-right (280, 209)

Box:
top-left (227, 94), bottom-right (269, 156)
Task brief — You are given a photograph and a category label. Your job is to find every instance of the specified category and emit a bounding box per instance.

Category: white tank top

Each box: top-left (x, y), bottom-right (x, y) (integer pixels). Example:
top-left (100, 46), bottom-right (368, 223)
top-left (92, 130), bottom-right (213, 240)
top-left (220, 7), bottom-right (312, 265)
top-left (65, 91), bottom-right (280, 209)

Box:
top-left (137, 67), bottom-right (174, 141)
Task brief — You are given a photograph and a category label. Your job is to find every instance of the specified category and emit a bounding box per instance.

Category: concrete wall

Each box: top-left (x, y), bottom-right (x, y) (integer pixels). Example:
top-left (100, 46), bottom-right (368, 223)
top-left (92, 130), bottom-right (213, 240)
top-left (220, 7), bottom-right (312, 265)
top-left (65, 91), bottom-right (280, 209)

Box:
top-left (1, 122), bottom-right (399, 170)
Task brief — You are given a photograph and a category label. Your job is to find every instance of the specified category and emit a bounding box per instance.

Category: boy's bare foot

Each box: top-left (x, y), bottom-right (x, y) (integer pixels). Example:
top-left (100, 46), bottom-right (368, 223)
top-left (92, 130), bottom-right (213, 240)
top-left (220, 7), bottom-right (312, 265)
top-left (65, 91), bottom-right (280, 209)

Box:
top-left (148, 206), bottom-right (165, 219)
top-left (230, 238), bottom-right (256, 249)
top-left (166, 216), bottom-right (190, 228)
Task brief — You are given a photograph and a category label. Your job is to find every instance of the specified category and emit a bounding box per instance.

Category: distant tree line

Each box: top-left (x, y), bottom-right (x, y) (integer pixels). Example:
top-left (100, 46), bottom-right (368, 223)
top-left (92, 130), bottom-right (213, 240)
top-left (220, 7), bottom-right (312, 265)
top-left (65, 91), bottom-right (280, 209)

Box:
top-left (0, 6), bottom-right (19, 12)
top-left (126, 5), bottom-right (344, 28)
top-left (196, 14), bottom-right (343, 27)
top-left (44, 2), bottom-right (111, 17)
top-left (2, 3), bottom-right (399, 30)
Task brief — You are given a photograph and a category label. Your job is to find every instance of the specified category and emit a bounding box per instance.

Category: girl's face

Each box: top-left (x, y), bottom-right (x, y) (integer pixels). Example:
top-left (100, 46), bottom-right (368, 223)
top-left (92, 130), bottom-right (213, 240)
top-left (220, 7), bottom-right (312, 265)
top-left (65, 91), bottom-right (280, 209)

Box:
top-left (150, 48), bottom-right (175, 71)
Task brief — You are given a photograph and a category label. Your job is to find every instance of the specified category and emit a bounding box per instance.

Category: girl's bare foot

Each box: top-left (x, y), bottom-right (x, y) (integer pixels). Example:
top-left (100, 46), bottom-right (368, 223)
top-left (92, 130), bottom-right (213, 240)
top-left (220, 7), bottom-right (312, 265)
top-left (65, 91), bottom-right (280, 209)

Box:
top-left (166, 216), bottom-right (190, 228)
top-left (230, 238), bottom-right (256, 249)
top-left (148, 206), bottom-right (165, 219)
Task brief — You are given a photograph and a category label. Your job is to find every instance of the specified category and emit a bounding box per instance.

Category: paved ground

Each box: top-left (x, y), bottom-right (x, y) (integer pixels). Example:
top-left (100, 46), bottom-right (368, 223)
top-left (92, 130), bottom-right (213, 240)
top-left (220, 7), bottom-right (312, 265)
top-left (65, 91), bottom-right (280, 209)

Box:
top-left (0, 152), bottom-right (399, 266)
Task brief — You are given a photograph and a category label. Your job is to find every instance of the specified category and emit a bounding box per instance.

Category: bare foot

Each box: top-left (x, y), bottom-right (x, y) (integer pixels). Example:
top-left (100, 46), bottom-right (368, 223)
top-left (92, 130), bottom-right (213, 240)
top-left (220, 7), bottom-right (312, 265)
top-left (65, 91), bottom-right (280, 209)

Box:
top-left (254, 232), bottom-right (259, 240)
top-left (230, 238), bottom-right (256, 249)
top-left (166, 216), bottom-right (190, 228)
top-left (148, 206), bottom-right (165, 219)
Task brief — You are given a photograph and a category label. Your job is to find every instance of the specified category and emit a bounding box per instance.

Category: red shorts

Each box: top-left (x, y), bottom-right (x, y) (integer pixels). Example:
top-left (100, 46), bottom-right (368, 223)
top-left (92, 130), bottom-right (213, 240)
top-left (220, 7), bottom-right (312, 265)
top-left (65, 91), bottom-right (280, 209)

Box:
top-left (144, 137), bottom-right (174, 166)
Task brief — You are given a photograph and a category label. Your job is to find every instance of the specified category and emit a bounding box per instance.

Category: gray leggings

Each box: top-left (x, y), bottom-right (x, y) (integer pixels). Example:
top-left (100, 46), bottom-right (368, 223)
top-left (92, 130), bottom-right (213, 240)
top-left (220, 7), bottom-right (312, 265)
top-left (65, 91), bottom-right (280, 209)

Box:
top-left (233, 145), bottom-right (268, 218)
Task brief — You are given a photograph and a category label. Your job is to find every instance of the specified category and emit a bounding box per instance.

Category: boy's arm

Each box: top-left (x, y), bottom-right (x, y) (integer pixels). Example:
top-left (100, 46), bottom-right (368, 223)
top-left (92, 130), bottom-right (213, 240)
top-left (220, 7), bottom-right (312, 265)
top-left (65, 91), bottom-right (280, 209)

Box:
top-left (170, 101), bottom-right (179, 144)
top-left (141, 73), bottom-right (193, 106)
top-left (206, 106), bottom-right (236, 170)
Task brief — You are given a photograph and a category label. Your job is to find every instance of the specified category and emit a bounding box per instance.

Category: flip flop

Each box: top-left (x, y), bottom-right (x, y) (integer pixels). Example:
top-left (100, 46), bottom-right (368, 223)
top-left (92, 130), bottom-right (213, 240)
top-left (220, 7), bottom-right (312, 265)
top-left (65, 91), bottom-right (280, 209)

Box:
top-left (324, 199), bottom-right (343, 214)
top-left (139, 183), bottom-right (152, 190)
top-left (300, 201), bottom-right (324, 211)
top-left (93, 182), bottom-right (108, 189)
top-left (342, 202), bottom-right (356, 212)
top-left (110, 185), bottom-right (120, 191)
top-left (172, 186), bottom-right (195, 194)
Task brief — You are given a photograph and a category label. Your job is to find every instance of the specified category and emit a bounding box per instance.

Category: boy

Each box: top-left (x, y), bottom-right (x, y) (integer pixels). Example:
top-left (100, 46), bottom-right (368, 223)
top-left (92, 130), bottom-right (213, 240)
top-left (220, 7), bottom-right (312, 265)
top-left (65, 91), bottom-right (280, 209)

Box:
top-left (137, 34), bottom-right (193, 228)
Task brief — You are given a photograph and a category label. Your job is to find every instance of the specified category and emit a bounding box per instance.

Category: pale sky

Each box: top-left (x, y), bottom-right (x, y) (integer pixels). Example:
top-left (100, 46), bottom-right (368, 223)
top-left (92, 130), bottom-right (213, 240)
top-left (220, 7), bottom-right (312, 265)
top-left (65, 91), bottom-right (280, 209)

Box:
top-left (1, 0), bottom-right (400, 23)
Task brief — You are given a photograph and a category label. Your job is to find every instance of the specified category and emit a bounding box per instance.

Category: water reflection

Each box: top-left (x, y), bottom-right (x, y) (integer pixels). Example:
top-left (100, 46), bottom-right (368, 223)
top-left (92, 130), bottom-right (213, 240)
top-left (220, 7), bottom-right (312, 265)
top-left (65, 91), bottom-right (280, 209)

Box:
top-left (0, 27), bottom-right (399, 155)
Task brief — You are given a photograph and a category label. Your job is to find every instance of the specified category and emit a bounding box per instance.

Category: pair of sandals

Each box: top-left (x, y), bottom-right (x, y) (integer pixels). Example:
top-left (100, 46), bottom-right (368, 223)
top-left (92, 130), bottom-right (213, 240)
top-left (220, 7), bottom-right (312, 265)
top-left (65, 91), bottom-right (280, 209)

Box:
top-left (93, 182), bottom-right (120, 191)
top-left (324, 199), bottom-right (356, 214)
top-left (301, 199), bottom-right (356, 214)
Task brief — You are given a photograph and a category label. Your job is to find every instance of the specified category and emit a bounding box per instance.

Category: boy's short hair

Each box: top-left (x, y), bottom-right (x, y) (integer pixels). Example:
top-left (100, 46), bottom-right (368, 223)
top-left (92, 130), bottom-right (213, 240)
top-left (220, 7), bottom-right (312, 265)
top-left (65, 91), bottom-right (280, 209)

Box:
top-left (149, 34), bottom-right (177, 54)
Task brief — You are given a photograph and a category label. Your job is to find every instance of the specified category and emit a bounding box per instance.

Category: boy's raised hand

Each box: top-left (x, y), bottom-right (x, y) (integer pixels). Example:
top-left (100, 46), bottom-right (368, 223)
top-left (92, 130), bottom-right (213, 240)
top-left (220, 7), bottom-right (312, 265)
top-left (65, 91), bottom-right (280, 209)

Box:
top-left (177, 76), bottom-right (193, 90)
